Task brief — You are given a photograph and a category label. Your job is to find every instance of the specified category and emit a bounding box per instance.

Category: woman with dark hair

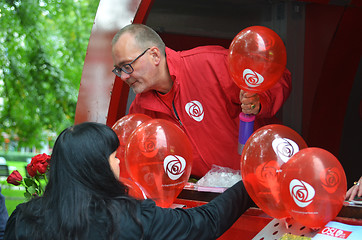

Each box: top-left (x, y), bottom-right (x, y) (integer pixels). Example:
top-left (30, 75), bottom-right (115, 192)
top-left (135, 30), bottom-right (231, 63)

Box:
top-left (5, 122), bottom-right (252, 240)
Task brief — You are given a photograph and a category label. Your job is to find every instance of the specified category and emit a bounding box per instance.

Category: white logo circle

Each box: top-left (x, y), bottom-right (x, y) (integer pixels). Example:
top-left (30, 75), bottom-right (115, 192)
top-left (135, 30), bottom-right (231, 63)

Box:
top-left (243, 69), bottom-right (264, 88)
top-left (185, 100), bottom-right (204, 122)
top-left (289, 179), bottom-right (315, 207)
top-left (272, 138), bottom-right (300, 163)
top-left (163, 155), bottom-right (186, 180)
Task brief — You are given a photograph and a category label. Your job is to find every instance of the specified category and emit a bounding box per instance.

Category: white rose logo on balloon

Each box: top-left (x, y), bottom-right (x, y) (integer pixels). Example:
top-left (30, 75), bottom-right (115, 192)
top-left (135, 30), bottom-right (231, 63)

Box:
top-left (185, 100), bottom-right (204, 122)
top-left (243, 69), bottom-right (264, 88)
top-left (163, 155), bottom-right (186, 180)
top-left (272, 138), bottom-right (299, 163)
top-left (289, 179), bottom-right (315, 208)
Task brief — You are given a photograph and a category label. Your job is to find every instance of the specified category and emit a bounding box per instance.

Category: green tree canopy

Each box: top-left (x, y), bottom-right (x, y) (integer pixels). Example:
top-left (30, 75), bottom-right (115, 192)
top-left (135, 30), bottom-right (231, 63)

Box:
top-left (0, 0), bottom-right (99, 148)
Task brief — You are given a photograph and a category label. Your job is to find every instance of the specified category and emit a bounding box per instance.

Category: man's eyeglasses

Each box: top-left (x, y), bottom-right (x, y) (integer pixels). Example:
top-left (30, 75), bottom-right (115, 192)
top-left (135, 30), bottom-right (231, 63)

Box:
top-left (112, 48), bottom-right (150, 77)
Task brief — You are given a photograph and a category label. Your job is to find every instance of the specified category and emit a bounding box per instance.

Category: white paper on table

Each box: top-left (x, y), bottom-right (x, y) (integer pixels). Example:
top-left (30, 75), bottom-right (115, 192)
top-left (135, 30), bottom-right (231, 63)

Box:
top-left (312, 221), bottom-right (362, 240)
top-left (252, 219), bottom-right (362, 240)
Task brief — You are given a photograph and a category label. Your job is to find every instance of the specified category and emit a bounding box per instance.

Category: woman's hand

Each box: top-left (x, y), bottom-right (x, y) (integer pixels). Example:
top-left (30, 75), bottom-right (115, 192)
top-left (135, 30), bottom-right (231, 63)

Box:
top-left (346, 176), bottom-right (362, 201)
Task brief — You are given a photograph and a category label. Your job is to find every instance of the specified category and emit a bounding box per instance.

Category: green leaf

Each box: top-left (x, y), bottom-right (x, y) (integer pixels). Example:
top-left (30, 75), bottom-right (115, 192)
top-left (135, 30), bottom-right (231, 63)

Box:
top-left (27, 185), bottom-right (37, 195)
top-left (24, 178), bottom-right (37, 188)
top-left (24, 191), bottom-right (32, 200)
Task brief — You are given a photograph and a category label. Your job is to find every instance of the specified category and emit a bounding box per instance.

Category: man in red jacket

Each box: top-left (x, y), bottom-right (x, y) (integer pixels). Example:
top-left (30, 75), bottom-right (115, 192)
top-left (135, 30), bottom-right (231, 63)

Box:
top-left (111, 24), bottom-right (292, 178)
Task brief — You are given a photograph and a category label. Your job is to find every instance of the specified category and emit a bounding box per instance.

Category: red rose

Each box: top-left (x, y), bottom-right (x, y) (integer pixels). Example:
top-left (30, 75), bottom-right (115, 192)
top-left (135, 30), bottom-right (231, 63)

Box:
top-left (7, 170), bottom-right (23, 186)
top-left (32, 153), bottom-right (51, 164)
top-left (27, 153), bottom-right (51, 176)
top-left (33, 161), bottom-right (48, 174)
top-left (26, 164), bottom-right (37, 177)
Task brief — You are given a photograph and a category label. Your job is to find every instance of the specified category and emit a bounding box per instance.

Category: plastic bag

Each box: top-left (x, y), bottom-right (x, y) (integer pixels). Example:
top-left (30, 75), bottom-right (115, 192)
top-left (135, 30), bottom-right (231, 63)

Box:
top-left (196, 165), bottom-right (242, 188)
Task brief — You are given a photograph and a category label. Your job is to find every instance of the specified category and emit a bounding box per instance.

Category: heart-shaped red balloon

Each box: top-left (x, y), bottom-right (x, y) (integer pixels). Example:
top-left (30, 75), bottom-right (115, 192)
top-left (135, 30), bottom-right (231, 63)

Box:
top-left (241, 124), bottom-right (307, 219)
top-left (112, 114), bottom-right (152, 179)
top-left (280, 148), bottom-right (347, 228)
top-left (229, 26), bottom-right (287, 93)
top-left (125, 119), bottom-right (193, 207)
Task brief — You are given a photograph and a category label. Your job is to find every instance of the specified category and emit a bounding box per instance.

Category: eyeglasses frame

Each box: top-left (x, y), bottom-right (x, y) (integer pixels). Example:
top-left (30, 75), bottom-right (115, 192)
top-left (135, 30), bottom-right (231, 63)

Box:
top-left (112, 48), bottom-right (150, 78)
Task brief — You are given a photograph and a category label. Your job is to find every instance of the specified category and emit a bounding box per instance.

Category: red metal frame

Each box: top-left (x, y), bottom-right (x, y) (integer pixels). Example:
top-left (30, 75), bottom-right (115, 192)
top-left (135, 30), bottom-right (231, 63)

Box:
top-left (106, 77), bottom-right (130, 127)
top-left (106, 0), bottom-right (155, 127)
top-left (304, 5), bottom-right (362, 156)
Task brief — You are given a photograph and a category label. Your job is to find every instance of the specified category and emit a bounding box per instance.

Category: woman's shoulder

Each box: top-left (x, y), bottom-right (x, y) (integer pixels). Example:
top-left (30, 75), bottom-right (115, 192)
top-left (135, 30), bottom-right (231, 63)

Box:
top-left (139, 199), bottom-right (157, 217)
top-left (9, 202), bottom-right (27, 216)
top-left (4, 202), bottom-right (28, 239)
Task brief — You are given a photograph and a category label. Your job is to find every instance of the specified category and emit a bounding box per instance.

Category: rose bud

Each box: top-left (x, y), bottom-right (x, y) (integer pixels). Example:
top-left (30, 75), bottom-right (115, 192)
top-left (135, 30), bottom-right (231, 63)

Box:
top-left (7, 170), bottom-right (23, 186)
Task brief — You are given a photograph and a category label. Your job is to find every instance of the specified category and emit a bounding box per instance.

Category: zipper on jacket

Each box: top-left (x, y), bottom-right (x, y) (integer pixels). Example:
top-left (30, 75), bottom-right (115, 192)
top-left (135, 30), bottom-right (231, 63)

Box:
top-left (172, 100), bottom-right (182, 126)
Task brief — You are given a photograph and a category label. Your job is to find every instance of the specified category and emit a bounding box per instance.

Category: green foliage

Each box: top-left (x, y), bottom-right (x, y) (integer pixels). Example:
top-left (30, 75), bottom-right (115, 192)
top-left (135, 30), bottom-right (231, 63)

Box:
top-left (0, 0), bottom-right (99, 147)
top-left (1, 187), bottom-right (25, 215)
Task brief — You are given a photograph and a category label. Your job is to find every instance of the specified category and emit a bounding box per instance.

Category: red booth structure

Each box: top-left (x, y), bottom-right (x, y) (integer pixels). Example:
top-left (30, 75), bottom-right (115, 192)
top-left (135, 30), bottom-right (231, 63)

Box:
top-left (75, 0), bottom-right (362, 238)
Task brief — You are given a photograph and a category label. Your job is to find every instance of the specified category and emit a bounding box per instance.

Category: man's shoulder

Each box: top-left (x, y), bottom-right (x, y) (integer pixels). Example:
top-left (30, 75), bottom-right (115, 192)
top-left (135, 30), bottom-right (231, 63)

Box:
top-left (132, 91), bottom-right (155, 104)
top-left (179, 45), bottom-right (228, 57)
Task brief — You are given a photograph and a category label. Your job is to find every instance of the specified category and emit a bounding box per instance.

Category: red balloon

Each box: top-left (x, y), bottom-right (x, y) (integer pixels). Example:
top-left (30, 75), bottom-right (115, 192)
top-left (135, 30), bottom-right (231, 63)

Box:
top-left (228, 26), bottom-right (287, 93)
top-left (112, 114), bottom-right (152, 179)
top-left (119, 177), bottom-right (147, 200)
top-left (125, 119), bottom-right (193, 208)
top-left (241, 124), bottom-right (307, 219)
top-left (280, 148), bottom-right (347, 228)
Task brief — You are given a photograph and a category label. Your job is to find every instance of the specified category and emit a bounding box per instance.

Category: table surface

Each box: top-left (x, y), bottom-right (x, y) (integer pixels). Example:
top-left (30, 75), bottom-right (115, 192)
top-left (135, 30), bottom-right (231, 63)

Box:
top-left (175, 188), bottom-right (362, 239)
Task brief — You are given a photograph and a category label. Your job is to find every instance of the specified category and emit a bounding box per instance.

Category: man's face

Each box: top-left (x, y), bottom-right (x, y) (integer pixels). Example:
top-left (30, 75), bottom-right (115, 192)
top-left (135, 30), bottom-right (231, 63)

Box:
top-left (112, 33), bottom-right (156, 94)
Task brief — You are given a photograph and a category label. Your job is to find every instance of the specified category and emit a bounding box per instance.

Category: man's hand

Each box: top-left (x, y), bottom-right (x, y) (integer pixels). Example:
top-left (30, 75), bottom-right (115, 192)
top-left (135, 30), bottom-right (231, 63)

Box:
top-left (240, 90), bottom-right (260, 115)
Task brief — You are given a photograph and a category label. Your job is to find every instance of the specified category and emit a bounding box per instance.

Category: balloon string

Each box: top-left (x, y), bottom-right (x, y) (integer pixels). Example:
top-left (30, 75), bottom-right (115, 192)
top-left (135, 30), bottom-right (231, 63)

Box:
top-left (282, 217), bottom-right (291, 229)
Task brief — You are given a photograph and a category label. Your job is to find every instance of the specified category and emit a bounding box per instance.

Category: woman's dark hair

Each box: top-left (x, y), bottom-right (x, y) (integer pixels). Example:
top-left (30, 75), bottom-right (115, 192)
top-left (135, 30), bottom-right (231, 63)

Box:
top-left (16, 122), bottom-right (142, 239)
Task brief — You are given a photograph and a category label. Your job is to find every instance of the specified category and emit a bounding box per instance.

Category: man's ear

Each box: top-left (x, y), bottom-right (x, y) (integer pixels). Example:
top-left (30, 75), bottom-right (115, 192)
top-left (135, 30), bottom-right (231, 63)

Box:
top-left (149, 46), bottom-right (162, 66)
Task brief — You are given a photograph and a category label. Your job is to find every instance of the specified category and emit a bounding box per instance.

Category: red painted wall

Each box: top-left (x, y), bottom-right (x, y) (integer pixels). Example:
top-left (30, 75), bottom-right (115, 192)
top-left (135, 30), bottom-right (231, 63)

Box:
top-left (303, 4), bottom-right (362, 155)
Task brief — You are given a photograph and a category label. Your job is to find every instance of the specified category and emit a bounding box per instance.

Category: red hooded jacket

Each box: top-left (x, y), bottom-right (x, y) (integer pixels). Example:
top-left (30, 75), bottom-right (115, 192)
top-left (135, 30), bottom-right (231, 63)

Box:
top-left (130, 46), bottom-right (292, 178)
